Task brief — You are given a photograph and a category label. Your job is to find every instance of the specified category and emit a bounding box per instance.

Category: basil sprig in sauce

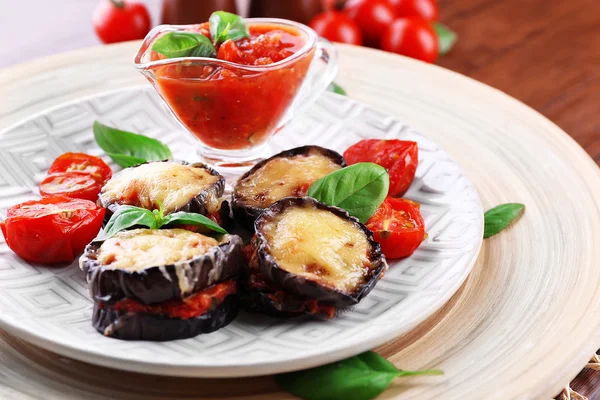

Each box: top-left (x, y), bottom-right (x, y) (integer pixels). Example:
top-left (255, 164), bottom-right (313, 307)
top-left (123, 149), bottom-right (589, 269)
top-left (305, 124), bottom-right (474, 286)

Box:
top-left (152, 11), bottom-right (250, 59)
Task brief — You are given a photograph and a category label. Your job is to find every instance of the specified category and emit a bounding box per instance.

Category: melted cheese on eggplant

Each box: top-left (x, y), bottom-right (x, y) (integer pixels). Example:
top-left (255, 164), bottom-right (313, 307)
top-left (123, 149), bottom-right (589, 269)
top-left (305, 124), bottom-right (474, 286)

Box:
top-left (261, 206), bottom-right (371, 293)
top-left (235, 152), bottom-right (341, 208)
top-left (97, 229), bottom-right (218, 271)
top-left (101, 162), bottom-right (220, 214)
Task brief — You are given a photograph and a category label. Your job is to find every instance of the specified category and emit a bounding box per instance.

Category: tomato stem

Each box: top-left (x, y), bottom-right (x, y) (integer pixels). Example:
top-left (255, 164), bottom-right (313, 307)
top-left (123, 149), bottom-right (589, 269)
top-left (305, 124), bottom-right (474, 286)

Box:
top-left (110, 0), bottom-right (124, 8)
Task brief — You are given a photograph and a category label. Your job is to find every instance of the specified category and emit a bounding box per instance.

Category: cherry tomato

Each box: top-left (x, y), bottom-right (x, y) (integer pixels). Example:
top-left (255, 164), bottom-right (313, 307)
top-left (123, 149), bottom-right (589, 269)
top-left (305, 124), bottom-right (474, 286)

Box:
top-left (343, 0), bottom-right (396, 46)
top-left (0, 196), bottom-right (105, 264)
top-left (93, 0), bottom-right (151, 44)
top-left (366, 197), bottom-right (425, 259)
top-left (344, 139), bottom-right (418, 197)
top-left (381, 18), bottom-right (439, 63)
top-left (39, 172), bottom-right (103, 202)
top-left (47, 153), bottom-right (112, 184)
top-left (385, 0), bottom-right (439, 21)
top-left (309, 11), bottom-right (363, 45)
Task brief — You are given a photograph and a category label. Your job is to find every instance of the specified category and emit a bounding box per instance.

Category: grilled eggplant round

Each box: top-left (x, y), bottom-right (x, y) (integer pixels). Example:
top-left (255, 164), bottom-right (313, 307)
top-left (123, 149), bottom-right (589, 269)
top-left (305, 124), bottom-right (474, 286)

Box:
top-left (80, 229), bottom-right (244, 305)
top-left (93, 288), bottom-right (238, 341)
top-left (232, 146), bottom-right (345, 228)
top-left (249, 197), bottom-right (387, 308)
top-left (98, 160), bottom-right (225, 221)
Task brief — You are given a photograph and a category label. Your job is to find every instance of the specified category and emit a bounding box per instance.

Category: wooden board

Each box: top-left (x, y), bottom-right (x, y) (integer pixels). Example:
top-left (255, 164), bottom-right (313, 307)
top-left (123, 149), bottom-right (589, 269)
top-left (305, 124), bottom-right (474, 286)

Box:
top-left (0, 42), bottom-right (599, 399)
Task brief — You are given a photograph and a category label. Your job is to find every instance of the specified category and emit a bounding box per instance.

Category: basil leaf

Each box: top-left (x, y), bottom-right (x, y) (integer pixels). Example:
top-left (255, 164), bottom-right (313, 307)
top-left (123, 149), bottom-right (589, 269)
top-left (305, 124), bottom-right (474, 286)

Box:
top-left (484, 203), bottom-right (525, 238)
top-left (96, 206), bottom-right (158, 241)
top-left (308, 163), bottom-right (389, 223)
top-left (151, 31), bottom-right (216, 58)
top-left (275, 351), bottom-right (442, 400)
top-left (433, 22), bottom-right (457, 55)
top-left (209, 11), bottom-right (250, 45)
top-left (161, 212), bottom-right (227, 234)
top-left (93, 121), bottom-right (173, 168)
top-left (328, 82), bottom-right (348, 96)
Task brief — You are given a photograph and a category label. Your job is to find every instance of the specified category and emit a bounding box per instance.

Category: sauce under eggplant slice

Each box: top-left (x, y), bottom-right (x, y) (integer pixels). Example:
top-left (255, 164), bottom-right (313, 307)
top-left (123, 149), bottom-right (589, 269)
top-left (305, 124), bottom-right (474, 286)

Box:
top-left (246, 197), bottom-right (387, 310)
top-left (232, 146), bottom-right (345, 228)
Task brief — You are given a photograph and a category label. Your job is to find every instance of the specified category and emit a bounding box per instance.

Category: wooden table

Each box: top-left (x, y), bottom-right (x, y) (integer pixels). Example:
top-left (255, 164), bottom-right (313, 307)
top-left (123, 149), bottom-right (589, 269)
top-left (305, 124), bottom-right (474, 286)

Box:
top-left (0, 0), bottom-right (599, 398)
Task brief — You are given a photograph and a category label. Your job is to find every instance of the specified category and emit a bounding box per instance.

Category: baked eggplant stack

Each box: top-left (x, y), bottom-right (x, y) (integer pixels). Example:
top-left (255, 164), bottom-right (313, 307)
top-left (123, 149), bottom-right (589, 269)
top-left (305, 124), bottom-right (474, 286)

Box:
top-left (99, 160), bottom-right (230, 226)
top-left (80, 229), bottom-right (244, 341)
top-left (232, 146), bottom-right (345, 229)
top-left (241, 197), bottom-right (387, 318)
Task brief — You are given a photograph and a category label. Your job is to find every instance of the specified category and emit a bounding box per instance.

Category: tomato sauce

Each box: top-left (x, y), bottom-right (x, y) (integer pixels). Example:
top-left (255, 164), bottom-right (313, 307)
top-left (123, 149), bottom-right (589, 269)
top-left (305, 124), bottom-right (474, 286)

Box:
top-left (109, 280), bottom-right (237, 319)
top-left (151, 23), bottom-right (313, 150)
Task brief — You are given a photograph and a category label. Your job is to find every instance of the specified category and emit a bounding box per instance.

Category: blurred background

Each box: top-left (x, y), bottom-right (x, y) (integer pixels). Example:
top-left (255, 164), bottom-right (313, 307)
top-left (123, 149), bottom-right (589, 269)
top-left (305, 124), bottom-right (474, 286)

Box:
top-left (0, 0), bottom-right (598, 164)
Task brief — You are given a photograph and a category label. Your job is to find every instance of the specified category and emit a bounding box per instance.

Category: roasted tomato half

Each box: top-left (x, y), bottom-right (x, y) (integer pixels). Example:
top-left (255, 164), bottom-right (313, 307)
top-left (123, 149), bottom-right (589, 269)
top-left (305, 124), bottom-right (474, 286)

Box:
top-left (0, 195), bottom-right (105, 264)
top-left (39, 172), bottom-right (104, 202)
top-left (344, 139), bottom-right (418, 197)
top-left (47, 152), bottom-right (112, 184)
top-left (366, 197), bottom-right (425, 259)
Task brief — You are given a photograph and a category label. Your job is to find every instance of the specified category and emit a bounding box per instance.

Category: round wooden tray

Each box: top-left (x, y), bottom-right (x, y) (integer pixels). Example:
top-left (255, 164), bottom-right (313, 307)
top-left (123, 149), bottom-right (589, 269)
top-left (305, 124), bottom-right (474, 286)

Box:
top-left (1, 43), bottom-right (599, 399)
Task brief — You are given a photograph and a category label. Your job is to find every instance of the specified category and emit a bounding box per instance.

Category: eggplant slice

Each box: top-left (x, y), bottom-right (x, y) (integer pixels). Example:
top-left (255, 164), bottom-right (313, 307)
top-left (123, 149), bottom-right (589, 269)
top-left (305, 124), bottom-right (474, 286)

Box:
top-left (99, 160), bottom-right (225, 220)
top-left (232, 146), bottom-right (345, 228)
top-left (80, 228), bottom-right (244, 305)
top-left (93, 293), bottom-right (238, 341)
top-left (248, 197), bottom-right (387, 309)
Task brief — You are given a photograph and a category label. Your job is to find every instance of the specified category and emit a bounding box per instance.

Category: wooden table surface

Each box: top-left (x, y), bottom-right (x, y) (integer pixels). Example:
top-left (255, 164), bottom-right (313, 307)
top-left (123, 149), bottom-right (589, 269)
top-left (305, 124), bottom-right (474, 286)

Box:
top-left (1, 0), bottom-right (599, 398)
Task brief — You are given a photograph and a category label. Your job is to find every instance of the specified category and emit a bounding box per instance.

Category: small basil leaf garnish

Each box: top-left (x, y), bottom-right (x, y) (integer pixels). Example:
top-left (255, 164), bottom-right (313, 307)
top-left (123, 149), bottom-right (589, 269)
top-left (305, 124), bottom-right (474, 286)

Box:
top-left (162, 212), bottom-right (227, 234)
top-left (93, 121), bottom-right (173, 168)
top-left (209, 11), bottom-right (250, 45)
top-left (308, 163), bottom-right (389, 223)
top-left (96, 206), bottom-right (158, 241)
top-left (275, 351), bottom-right (442, 400)
top-left (151, 31), bottom-right (216, 59)
top-left (483, 203), bottom-right (525, 238)
top-left (328, 82), bottom-right (348, 96)
top-left (433, 22), bottom-right (457, 55)
top-left (95, 205), bottom-right (227, 241)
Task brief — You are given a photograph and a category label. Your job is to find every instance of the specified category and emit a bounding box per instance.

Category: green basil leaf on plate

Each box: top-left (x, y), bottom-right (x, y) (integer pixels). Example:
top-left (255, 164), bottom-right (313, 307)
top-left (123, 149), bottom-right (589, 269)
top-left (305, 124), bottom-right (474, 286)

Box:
top-left (162, 212), bottom-right (227, 234)
top-left (308, 163), bottom-right (389, 223)
top-left (93, 121), bottom-right (173, 168)
top-left (96, 206), bottom-right (158, 241)
top-left (483, 203), bottom-right (525, 238)
top-left (328, 82), bottom-right (348, 96)
top-left (433, 22), bottom-right (458, 55)
top-left (151, 31), bottom-right (217, 58)
top-left (209, 11), bottom-right (250, 45)
top-left (275, 351), bottom-right (442, 400)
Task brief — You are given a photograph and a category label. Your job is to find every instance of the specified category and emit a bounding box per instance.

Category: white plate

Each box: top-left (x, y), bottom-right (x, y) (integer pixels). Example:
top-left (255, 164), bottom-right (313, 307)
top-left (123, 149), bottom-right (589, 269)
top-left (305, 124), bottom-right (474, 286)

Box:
top-left (0, 86), bottom-right (483, 377)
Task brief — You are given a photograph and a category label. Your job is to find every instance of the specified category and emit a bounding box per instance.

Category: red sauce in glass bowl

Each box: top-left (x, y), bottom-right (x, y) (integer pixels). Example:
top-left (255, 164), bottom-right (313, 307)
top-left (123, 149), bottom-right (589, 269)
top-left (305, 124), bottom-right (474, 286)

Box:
top-left (151, 23), bottom-right (313, 150)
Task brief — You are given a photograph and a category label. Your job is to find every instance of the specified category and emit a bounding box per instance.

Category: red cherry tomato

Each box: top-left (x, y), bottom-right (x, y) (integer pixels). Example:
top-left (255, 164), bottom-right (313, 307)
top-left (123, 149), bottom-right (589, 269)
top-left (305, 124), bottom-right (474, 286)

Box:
top-left (93, 0), bottom-right (151, 44)
top-left (47, 153), bottom-right (112, 184)
top-left (385, 0), bottom-right (439, 21)
top-left (343, 0), bottom-right (396, 46)
top-left (381, 18), bottom-right (439, 63)
top-left (0, 196), bottom-right (105, 264)
top-left (39, 172), bottom-right (103, 202)
top-left (366, 197), bottom-right (425, 259)
top-left (309, 11), bottom-right (363, 45)
top-left (344, 139), bottom-right (418, 197)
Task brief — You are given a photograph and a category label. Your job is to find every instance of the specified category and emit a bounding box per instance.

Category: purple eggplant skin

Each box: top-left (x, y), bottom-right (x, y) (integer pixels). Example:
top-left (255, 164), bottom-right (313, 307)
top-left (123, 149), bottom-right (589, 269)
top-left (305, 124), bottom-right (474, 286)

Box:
top-left (239, 290), bottom-right (305, 318)
top-left (98, 160), bottom-right (225, 222)
top-left (80, 234), bottom-right (245, 305)
top-left (253, 197), bottom-right (387, 308)
top-left (93, 294), bottom-right (238, 341)
top-left (231, 146), bottom-right (346, 229)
